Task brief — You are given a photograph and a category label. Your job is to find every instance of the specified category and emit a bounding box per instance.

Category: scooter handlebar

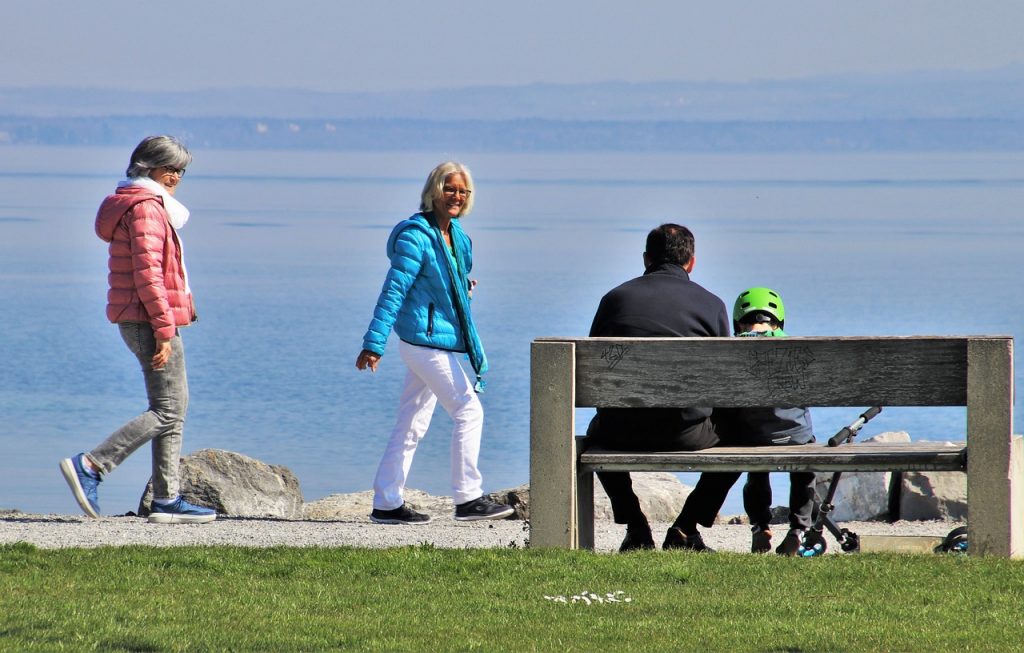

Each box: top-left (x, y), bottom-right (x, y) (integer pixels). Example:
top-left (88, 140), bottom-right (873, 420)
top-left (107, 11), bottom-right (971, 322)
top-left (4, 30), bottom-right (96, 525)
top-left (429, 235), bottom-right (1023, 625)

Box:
top-left (861, 406), bottom-right (882, 421)
top-left (827, 406), bottom-right (883, 447)
top-left (828, 429), bottom-right (851, 447)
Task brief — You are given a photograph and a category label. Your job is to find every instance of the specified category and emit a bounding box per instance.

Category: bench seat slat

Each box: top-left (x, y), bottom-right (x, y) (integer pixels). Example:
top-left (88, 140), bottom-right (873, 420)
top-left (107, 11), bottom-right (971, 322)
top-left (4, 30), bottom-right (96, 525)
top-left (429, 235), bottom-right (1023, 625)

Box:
top-left (578, 441), bottom-right (966, 473)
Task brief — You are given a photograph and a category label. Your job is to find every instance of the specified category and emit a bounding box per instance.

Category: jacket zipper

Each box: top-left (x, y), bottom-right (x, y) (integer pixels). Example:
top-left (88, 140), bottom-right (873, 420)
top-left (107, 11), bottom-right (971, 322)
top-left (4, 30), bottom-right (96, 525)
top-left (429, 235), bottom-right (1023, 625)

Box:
top-left (427, 303), bottom-right (434, 336)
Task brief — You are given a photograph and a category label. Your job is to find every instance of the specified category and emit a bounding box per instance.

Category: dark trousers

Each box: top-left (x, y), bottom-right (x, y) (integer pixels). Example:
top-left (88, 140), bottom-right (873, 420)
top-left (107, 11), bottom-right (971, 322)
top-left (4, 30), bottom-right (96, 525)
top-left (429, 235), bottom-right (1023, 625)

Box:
top-left (589, 415), bottom-right (738, 529)
top-left (743, 471), bottom-right (816, 531)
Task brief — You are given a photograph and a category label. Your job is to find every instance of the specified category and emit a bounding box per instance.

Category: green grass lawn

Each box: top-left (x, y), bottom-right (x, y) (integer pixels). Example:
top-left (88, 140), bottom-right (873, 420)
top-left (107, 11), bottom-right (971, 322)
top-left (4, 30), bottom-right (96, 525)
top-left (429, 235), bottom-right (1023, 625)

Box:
top-left (2, 542), bottom-right (1022, 652)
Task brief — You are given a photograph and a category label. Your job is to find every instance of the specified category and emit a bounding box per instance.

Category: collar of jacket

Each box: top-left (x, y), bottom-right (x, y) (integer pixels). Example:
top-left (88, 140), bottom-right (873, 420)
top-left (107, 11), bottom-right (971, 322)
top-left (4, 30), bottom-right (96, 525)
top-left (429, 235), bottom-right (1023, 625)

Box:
top-left (386, 212), bottom-right (466, 255)
top-left (642, 261), bottom-right (691, 279)
top-left (422, 211), bottom-right (466, 242)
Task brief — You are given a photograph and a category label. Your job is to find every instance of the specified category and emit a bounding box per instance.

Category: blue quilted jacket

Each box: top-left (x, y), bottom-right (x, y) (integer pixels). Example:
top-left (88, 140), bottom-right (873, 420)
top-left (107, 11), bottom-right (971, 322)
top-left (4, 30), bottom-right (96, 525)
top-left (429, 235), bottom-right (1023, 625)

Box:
top-left (361, 213), bottom-right (485, 367)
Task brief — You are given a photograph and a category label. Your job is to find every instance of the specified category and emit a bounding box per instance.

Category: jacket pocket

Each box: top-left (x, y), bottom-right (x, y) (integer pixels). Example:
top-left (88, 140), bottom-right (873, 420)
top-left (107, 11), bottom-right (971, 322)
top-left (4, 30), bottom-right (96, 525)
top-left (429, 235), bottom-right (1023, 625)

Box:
top-left (427, 303), bottom-right (435, 336)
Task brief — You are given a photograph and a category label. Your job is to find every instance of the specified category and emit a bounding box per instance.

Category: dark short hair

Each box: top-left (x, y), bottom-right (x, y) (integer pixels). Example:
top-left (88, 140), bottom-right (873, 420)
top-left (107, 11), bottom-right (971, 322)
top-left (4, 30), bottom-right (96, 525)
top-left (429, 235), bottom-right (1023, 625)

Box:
top-left (645, 223), bottom-right (694, 267)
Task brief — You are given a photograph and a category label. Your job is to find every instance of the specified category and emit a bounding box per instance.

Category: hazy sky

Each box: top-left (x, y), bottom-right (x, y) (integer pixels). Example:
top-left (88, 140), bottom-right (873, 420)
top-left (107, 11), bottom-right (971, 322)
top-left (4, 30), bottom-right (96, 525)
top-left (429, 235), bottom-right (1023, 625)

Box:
top-left (4, 1), bottom-right (1024, 92)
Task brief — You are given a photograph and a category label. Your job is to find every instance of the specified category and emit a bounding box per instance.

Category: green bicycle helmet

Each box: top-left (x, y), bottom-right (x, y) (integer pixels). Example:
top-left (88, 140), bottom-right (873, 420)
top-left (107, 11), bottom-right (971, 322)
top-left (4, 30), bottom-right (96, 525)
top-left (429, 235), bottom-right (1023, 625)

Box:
top-left (733, 287), bottom-right (785, 330)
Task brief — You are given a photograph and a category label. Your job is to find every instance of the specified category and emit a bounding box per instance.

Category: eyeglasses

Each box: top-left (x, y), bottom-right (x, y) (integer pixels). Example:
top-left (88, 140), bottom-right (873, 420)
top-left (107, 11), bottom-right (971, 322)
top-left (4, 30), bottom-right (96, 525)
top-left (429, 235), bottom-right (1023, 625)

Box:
top-left (442, 186), bottom-right (471, 198)
top-left (162, 166), bottom-right (186, 177)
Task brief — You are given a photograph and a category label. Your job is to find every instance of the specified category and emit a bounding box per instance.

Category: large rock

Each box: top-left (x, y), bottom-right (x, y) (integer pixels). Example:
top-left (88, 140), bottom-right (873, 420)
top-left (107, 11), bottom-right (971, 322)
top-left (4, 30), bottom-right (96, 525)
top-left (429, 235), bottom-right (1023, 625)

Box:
top-left (814, 431), bottom-right (910, 521)
top-left (139, 448), bottom-right (304, 519)
top-left (595, 472), bottom-right (693, 521)
top-left (899, 451), bottom-right (968, 521)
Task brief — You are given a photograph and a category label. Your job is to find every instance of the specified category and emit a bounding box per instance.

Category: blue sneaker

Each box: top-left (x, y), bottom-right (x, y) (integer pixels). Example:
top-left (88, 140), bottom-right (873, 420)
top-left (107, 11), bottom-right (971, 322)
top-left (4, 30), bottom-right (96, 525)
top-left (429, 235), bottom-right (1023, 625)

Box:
top-left (59, 454), bottom-right (101, 518)
top-left (148, 497), bottom-right (217, 524)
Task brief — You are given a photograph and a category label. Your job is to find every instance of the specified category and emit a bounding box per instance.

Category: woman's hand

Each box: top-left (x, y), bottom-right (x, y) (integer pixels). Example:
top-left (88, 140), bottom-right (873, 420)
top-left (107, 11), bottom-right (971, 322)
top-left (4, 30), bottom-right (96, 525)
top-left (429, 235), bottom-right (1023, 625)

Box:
top-left (152, 338), bottom-right (172, 370)
top-left (469, 278), bottom-right (478, 298)
top-left (356, 349), bottom-right (381, 372)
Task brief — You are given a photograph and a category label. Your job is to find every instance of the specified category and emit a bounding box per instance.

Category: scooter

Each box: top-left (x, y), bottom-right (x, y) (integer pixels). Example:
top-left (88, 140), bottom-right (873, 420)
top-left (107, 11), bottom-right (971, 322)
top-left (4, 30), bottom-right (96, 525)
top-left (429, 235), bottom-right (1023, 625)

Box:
top-left (798, 406), bottom-right (882, 557)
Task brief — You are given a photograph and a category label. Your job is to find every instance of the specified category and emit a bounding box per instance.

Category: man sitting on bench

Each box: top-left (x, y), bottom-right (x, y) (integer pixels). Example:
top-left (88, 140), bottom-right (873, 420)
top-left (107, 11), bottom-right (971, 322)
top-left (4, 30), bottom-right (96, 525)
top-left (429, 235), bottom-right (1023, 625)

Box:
top-left (585, 223), bottom-right (738, 552)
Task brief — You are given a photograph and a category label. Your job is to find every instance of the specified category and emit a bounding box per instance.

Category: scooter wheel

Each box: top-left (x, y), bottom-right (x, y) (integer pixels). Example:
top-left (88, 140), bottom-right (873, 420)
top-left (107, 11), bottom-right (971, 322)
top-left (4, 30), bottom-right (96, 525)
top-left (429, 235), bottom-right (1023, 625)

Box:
top-left (839, 529), bottom-right (860, 553)
top-left (935, 526), bottom-right (968, 553)
top-left (798, 530), bottom-right (827, 557)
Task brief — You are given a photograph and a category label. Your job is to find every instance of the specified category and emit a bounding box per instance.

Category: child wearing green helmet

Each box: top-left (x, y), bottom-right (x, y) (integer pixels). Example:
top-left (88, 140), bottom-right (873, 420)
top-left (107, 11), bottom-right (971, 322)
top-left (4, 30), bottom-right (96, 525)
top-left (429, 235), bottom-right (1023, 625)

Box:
top-left (725, 287), bottom-right (817, 556)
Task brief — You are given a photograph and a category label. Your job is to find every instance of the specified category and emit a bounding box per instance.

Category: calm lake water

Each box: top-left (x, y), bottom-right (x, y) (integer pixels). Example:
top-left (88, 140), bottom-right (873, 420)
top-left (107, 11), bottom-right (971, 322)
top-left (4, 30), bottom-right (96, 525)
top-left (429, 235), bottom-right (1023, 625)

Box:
top-left (1, 146), bottom-right (1022, 517)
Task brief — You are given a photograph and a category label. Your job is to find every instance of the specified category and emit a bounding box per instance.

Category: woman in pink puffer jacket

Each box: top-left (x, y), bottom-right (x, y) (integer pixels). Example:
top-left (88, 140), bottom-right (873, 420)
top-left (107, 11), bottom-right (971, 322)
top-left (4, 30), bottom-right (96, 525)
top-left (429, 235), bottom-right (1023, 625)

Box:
top-left (59, 135), bottom-right (215, 525)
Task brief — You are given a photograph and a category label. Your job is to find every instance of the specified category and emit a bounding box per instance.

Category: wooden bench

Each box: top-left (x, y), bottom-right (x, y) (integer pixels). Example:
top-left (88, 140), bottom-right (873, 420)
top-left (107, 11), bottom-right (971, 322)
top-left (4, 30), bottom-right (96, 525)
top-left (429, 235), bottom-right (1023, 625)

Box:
top-left (529, 336), bottom-right (1022, 557)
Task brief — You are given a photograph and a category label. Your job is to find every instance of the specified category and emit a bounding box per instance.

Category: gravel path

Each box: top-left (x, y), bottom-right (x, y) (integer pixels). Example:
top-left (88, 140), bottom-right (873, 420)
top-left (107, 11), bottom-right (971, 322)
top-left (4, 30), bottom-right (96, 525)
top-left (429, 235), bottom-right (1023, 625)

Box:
top-left (0, 513), bottom-right (963, 554)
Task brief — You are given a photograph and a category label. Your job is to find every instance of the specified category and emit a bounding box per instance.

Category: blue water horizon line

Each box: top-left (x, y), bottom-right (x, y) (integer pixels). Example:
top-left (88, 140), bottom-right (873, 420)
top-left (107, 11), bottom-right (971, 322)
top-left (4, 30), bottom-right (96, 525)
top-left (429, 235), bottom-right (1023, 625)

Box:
top-left (3, 170), bottom-right (1024, 189)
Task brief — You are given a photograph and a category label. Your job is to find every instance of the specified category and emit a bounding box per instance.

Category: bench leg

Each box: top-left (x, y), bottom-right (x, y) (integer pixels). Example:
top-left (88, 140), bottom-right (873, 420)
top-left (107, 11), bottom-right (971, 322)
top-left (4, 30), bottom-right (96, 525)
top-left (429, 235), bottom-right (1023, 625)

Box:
top-left (967, 338), bottom-right (1020, 557)
top-left (529, 341), bottom-right (578, 549)
top-left (577, 466), bottom-right (595, 551)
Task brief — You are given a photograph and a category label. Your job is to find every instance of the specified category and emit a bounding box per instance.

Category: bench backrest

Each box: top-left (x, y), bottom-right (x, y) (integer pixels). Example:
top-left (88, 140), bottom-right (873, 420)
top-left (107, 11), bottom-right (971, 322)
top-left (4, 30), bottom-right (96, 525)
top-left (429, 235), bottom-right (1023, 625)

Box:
top-left (535, 336), bottom-right (1008, 408)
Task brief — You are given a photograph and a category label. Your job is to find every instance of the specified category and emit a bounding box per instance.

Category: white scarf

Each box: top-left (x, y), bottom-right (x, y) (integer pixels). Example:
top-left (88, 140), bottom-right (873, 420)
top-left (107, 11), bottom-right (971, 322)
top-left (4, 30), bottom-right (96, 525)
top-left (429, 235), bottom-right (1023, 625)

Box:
top-left (119, 176), bottom-right (192, 293)
top-left (119, 176), bottom-right (190, 228)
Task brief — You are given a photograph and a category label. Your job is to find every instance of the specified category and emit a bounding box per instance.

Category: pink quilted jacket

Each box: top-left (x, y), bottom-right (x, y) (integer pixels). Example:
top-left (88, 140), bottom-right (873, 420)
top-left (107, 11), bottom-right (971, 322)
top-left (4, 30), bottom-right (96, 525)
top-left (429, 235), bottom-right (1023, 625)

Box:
top-left (95, 185), bottom-right (195, 341)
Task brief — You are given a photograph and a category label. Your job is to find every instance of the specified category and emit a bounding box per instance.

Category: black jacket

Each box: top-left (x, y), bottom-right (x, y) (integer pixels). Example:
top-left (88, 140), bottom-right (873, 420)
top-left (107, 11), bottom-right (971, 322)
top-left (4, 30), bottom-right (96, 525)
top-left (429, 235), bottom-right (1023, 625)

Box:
top-left (588, 263), bottom-right (730, 445)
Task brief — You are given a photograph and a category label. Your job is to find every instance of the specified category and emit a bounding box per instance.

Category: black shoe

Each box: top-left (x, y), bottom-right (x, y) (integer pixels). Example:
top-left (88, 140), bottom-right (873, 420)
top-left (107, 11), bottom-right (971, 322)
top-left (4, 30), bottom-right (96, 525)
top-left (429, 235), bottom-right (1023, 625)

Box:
top-left (776, 528), bottom-right (804, 556)
top-left (369, 503), bottom-right (432, 525)
top-left (751, 525), bottom-right (773, 553)
top-left (454, 497), bottom-right (515, 521)
top-left (663, 527), bottom-right (714, 552)
top-left (619, 525), bottom-right (656, 552)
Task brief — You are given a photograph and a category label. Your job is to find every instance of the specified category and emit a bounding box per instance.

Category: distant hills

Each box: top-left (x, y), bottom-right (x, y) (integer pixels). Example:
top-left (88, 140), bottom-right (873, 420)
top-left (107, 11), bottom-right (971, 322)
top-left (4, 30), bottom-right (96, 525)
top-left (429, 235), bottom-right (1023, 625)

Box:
top-left (2, 67), bottom-right (1023, 151)
top-left (2, 115), bottom-right (1021, 152)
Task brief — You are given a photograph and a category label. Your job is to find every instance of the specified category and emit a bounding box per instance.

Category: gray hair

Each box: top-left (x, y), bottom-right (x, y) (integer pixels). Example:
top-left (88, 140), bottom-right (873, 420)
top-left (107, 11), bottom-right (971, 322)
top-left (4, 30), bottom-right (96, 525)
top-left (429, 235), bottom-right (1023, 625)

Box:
top-left (125, 135), bottom-right (192, 179)
top-left (419, 161), bottom-right (474, 217)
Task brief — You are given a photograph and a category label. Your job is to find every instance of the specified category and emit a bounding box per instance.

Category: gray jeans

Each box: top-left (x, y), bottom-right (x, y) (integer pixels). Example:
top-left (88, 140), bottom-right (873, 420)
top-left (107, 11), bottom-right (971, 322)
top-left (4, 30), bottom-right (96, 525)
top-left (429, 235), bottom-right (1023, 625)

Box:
top-left (88, 322), bottom-right (188, 500)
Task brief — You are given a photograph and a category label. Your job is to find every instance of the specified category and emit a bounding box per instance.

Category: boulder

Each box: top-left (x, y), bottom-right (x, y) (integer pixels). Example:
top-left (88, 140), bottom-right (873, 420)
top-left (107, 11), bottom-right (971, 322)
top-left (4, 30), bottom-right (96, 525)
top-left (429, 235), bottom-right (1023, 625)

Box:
top-left (139, 448), bottom-right (304, 519)
top-left (814, 431), bottom-right (911, 521)
top-left (898, 449), bottom-right (968, 521)
top-left (595, 472), bottom-right (693, 522)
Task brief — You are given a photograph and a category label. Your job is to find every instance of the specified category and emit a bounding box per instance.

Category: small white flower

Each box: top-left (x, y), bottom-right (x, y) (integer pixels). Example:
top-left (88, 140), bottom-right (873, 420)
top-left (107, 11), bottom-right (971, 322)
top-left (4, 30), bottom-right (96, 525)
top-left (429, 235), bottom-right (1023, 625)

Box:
top-left (545, 589), bottom-right (633, 605)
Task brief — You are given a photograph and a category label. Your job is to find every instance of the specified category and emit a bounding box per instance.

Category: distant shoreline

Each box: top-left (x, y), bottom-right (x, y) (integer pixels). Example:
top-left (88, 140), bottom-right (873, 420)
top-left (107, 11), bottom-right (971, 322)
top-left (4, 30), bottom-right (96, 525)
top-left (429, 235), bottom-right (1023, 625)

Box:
top-left (3, 117), bottom-right (1024, 153)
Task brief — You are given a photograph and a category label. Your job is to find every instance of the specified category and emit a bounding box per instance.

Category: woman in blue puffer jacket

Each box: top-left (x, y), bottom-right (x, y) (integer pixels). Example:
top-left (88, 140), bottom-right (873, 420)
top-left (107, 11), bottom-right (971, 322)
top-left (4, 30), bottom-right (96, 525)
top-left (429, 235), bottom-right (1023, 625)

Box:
top-left (356, 161), bottom-right (514, 526)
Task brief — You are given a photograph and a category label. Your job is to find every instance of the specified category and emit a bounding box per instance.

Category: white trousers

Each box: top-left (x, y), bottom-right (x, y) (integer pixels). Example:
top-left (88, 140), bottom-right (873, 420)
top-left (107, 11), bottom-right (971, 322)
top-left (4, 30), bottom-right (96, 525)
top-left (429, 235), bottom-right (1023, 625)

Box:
top-left (372, 340), bottom-right (484, 510)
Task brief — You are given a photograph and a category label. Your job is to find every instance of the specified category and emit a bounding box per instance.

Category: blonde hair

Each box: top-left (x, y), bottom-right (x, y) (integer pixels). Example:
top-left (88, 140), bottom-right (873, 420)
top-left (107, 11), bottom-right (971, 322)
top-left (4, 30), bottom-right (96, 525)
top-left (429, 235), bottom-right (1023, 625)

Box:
top-left (419, 161), bottom-right (474, 217)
